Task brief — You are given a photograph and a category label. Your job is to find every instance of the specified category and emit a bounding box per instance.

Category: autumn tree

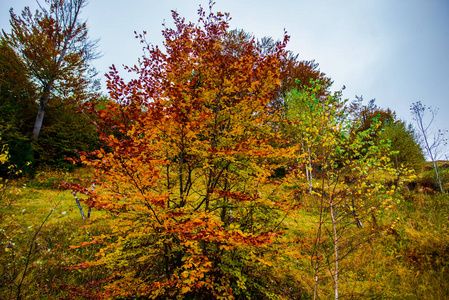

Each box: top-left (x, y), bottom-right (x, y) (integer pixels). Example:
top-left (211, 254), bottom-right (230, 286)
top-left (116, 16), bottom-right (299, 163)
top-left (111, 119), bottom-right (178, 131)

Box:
top-left (348, 97), bottom-right (394, 136)
top-left (377, 119), bottom-right (425, 172)
top-left (285, 82), bottom-right (413, 299)
top-left (349, 97), bottom-right (424, 174)
top-left (2, 0), bottom-right (100, 142)
top-left (223, 29), bottom-right (330, 111)
top-left (70, 4), bottom-right (300, 299)
top-left (0, 36), bottom-right (100, 171)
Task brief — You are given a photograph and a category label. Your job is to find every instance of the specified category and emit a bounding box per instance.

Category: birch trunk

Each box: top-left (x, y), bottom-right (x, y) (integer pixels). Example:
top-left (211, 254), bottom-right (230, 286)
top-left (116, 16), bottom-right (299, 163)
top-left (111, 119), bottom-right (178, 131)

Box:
top-left (330, 199), bottom-right (339, 300)
top-left (31, 82), bottom-right (53, 142)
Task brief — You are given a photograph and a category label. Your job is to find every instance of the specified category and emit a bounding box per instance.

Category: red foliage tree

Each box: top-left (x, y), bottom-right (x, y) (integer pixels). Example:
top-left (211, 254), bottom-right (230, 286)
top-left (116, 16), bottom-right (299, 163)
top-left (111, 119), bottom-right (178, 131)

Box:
top-left (71, 3), bottom-right (299, 299)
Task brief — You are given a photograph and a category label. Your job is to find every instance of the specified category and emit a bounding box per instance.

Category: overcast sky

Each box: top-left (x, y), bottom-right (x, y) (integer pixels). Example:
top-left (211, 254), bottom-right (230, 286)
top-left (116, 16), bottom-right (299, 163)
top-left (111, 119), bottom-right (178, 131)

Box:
top-left (1, 0), bottom-right (448, 155)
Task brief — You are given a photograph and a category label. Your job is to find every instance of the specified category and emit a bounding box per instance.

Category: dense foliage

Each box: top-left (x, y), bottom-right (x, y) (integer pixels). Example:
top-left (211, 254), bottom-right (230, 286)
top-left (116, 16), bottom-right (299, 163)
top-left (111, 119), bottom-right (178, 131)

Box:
top-left (0, 0), bottom-right (100, 173)
top-left (3, 0), bottom-right (100, 142)
top-left (0, 40), bottom-right (36, 174)
top-left (69, 6), bottom-right (302, 299)
top-left (349, 97), bottom-right (425, 172)
top-left (1, 1), bottom-right (444, 300)
top-left (64, 4), bottom-right (424, 299)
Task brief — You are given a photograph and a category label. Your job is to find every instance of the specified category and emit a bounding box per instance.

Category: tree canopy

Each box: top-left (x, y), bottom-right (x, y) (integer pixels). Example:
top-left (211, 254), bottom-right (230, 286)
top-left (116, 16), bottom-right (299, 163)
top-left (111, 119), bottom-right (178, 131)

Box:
top-left (70, 4), bottom-right (301, 299)
top-left (0, 0), bottom-right (101, 172)
top-left (0, 1), bottom-right (435, 299)
top-left (2, 0), bottom-right (100, 142)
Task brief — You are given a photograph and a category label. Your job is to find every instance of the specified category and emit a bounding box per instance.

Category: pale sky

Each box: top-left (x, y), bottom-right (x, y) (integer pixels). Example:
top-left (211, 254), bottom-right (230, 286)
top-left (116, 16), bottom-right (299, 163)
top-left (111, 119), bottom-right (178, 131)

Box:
top-left (1, 0), bottom-right (449, 155)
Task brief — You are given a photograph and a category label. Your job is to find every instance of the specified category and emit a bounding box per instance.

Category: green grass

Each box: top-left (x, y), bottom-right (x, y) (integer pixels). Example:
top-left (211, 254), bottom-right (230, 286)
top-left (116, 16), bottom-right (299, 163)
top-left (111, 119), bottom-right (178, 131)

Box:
top-left (0, 168), bottom-right (111, 299)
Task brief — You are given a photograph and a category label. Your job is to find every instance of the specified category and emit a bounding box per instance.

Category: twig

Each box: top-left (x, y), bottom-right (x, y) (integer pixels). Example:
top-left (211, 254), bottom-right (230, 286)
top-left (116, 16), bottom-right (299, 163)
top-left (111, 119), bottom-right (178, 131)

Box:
top-left (16, 192), bottom-right (66, 300)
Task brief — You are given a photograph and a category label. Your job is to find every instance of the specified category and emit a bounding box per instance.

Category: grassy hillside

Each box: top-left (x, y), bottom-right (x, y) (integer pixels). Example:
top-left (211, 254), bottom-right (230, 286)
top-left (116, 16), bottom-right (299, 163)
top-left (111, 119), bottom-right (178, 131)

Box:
top-left (0, 167), bottom-right (448, 299)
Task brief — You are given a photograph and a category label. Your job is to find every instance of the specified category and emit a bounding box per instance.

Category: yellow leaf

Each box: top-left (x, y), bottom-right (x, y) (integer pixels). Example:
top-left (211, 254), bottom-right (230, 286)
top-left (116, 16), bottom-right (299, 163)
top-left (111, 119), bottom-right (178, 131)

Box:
top-left (181, 286), bottom-right (191, 294)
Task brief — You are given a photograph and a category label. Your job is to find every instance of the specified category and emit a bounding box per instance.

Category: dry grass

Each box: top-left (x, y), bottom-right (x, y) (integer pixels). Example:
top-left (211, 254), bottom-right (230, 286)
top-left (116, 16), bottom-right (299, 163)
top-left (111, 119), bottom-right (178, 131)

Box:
top-left (1, 168), bottom-right (448, 299)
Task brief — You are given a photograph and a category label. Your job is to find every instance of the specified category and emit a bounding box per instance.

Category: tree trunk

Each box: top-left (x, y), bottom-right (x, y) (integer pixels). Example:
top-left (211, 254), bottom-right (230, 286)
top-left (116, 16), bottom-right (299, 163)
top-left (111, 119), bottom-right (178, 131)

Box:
top-left (31, 82), bottom-right (52, 142)
top-left (423, 132), bottom-right (444, 193)
top-left (73, 193), bottom-right (85, 220)
top-left (308, 146), bottom-right (313, 194)
top-left (330, 199), bottom-right (339, 300)
top-left (431, 158), bottom-right (444, 193)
